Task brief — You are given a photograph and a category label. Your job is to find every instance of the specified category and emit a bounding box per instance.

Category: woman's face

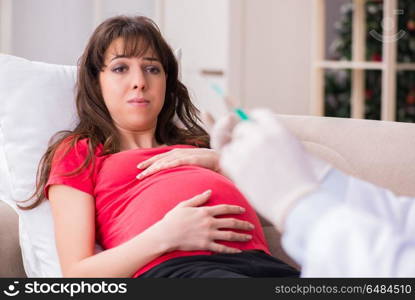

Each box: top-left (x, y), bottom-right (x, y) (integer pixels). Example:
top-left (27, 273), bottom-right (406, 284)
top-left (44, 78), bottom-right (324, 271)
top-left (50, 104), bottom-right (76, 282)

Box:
top-left (99, 38), bottom-right (167, 132)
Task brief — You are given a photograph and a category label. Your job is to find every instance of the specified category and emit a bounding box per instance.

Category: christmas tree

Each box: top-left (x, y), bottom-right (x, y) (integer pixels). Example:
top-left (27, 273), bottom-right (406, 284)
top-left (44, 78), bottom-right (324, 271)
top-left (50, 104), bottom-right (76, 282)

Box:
top-left (325, 0), bottom-right (415, 122)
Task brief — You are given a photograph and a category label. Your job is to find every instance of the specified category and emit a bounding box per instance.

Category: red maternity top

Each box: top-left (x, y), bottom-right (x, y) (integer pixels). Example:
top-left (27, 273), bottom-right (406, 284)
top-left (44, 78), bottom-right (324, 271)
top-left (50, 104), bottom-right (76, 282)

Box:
top-left (45, 138), bottom-right (270, 277)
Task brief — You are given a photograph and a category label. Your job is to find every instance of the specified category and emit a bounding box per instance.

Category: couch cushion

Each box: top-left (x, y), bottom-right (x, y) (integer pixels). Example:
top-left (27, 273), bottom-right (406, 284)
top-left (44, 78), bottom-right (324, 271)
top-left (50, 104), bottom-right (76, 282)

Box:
top-left (0, 200), bottom-right (26, 277)
top-left (279, 114), bottom-right (415, 197)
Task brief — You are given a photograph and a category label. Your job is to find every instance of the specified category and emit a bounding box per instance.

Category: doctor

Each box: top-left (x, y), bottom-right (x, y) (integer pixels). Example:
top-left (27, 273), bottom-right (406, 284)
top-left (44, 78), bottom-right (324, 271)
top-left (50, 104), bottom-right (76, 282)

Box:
top-left (209, 109), bottom-right (415, 277)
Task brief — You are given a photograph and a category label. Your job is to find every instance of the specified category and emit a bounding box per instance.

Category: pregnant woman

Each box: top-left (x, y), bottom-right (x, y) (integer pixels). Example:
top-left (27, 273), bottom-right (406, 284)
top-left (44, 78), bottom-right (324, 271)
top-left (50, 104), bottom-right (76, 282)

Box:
top-left (23, 15), bottom-right (299, 278)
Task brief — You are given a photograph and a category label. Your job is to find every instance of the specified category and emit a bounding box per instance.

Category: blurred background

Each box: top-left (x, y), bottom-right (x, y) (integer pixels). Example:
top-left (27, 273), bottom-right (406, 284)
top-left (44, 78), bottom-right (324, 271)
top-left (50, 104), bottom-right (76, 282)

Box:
top-left (0, 0), bottom-right (414, 122)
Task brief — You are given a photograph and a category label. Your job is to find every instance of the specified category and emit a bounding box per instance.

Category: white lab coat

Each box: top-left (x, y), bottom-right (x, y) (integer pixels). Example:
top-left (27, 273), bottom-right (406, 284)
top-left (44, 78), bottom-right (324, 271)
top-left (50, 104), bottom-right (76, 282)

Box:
top-left (282, 170), bottom-right (415, 277)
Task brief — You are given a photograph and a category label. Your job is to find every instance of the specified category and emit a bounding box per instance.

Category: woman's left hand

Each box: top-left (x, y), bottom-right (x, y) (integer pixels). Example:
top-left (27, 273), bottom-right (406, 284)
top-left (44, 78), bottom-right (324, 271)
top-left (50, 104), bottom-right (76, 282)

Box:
top-left (136, 148), bottom-right (220, 179)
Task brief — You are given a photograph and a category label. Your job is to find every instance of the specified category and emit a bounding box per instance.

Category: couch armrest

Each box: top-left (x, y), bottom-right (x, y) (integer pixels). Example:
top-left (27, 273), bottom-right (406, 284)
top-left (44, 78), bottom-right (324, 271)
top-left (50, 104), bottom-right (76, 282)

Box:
top-left (0, 200), bottom-right (26, 277)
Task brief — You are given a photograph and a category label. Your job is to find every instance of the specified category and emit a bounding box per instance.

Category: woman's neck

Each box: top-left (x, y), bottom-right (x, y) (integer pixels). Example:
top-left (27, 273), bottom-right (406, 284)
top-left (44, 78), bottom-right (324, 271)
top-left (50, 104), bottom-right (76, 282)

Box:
top-left (119, 135), bottom-right (164, 150)
top-left (118, 127), bottom-right (163, 151)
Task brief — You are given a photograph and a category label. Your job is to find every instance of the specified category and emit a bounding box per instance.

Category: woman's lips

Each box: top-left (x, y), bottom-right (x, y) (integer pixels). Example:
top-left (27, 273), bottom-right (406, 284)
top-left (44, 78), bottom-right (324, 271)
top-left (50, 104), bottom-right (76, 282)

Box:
top-left (127, 98), bottom-right (150, 107)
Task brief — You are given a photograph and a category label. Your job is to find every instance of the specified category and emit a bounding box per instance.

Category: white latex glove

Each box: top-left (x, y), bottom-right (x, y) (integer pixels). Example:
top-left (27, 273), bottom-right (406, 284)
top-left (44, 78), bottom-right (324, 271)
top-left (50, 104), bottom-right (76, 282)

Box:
top-left (210, 108), bottom-right (332, 231)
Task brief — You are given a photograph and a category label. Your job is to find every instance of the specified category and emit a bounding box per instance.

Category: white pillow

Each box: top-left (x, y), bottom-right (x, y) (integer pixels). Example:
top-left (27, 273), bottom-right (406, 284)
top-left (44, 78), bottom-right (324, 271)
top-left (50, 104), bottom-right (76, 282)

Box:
top-left (0, 54), bottom-right (78, 277)
top-left (0, 50), bottom-right (183, 277)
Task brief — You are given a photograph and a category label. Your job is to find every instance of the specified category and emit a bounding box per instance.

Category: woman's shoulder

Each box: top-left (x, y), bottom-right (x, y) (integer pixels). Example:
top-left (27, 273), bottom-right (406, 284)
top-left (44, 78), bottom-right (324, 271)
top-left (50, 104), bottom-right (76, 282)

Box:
top-left (54, 136), bottom-right (104, 161)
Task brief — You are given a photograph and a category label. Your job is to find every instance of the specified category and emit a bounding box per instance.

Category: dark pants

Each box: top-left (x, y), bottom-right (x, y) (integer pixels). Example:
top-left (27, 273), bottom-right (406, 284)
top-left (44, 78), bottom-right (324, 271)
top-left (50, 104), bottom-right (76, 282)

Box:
top-left (138, 250), bottom-right (300, 278)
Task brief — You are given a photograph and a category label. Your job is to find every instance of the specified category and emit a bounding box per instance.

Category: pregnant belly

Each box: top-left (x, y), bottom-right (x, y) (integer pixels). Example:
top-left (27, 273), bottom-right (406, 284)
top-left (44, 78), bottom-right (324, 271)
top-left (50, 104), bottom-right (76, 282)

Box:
top-left (98, 166), bottom-right (266, 251)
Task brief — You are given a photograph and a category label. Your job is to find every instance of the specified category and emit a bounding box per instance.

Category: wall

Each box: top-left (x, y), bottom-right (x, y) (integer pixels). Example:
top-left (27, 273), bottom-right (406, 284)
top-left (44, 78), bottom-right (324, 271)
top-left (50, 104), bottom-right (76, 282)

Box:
top-left (100, 1), bottom-right (154, 22)
top-left (162, 0), bottom-right (230, 118)
top-left (1, 0), bottom-right (154, 65)
top-left (236, 0), bottom-right (346, 116)
top-left (11, 0), bottom-right (93, 65)
top-left (241, 0), bottom-right (313, 115)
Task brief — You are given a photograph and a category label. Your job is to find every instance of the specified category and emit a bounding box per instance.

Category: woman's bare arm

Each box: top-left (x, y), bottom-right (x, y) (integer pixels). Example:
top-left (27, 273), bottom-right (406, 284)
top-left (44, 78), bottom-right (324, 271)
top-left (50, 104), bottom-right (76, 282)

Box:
top-left (49, 184), bottom-right (169, 277)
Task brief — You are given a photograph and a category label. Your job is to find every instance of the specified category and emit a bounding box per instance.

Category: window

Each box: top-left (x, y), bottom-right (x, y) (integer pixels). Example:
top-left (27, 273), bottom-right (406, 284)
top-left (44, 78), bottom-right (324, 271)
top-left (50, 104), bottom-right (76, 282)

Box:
top-left (311, 0), bottom-right (415, 122)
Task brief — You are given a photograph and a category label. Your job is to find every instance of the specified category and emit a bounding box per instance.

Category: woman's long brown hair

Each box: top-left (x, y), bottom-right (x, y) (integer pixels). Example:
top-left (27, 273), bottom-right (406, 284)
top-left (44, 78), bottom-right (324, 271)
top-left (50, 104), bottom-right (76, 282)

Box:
top-left (19, 15), bottom-right (209, 210)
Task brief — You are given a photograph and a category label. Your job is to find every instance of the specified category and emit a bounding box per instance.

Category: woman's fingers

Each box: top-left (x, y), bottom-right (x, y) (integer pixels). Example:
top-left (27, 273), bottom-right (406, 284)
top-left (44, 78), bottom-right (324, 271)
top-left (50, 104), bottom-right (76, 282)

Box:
top-left (136, 148), bottom-right (219, 180)
top-left (137, 158), bottom-right (190, 179)
top-left (214, 218), bottom-right (255, 231)
top-left (137, 152), bottom-right (170, 169)
top-left (176, 190), bottom-right (212, 208)
top-left (205, 204), bottom-right (246, 216)
top-left (163, 191), bottom-right (256, 254)
top-left (211, 230), bottom-right (253, 243)
top-left (136, 162), bottom-right (162, 179)
top-left (208, 243), bottom-right (242, 254)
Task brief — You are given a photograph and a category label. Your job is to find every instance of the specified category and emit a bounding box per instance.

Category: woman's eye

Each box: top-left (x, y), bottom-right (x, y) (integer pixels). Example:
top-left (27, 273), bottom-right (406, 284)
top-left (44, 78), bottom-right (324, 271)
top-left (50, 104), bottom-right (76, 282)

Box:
top-left (112, 65), bottom-right (128, 73)
top-left (145, 66), bottom-right (161, 74)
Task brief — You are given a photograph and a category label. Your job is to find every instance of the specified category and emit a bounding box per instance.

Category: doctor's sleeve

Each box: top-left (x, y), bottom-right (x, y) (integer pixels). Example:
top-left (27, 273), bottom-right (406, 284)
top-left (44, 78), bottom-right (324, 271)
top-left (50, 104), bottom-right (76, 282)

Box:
top-left (282, 169), bottom-right (415, 277)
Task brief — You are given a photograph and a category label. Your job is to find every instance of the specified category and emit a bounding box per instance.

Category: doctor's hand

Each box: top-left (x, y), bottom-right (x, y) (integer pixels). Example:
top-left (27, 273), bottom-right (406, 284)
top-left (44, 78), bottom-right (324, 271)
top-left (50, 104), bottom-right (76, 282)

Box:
top-left (136, 148), bottom-right (220, 179)
top-left (210, 109), bottom-right (332, 231)
top-left (152, 190), bottom-right (254, 254)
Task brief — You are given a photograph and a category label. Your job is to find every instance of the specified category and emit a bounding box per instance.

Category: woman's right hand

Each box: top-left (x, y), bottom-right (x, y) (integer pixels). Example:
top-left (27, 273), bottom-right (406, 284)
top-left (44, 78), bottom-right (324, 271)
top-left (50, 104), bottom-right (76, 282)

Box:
top-left (153, 190), bottom-right (255, 254)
